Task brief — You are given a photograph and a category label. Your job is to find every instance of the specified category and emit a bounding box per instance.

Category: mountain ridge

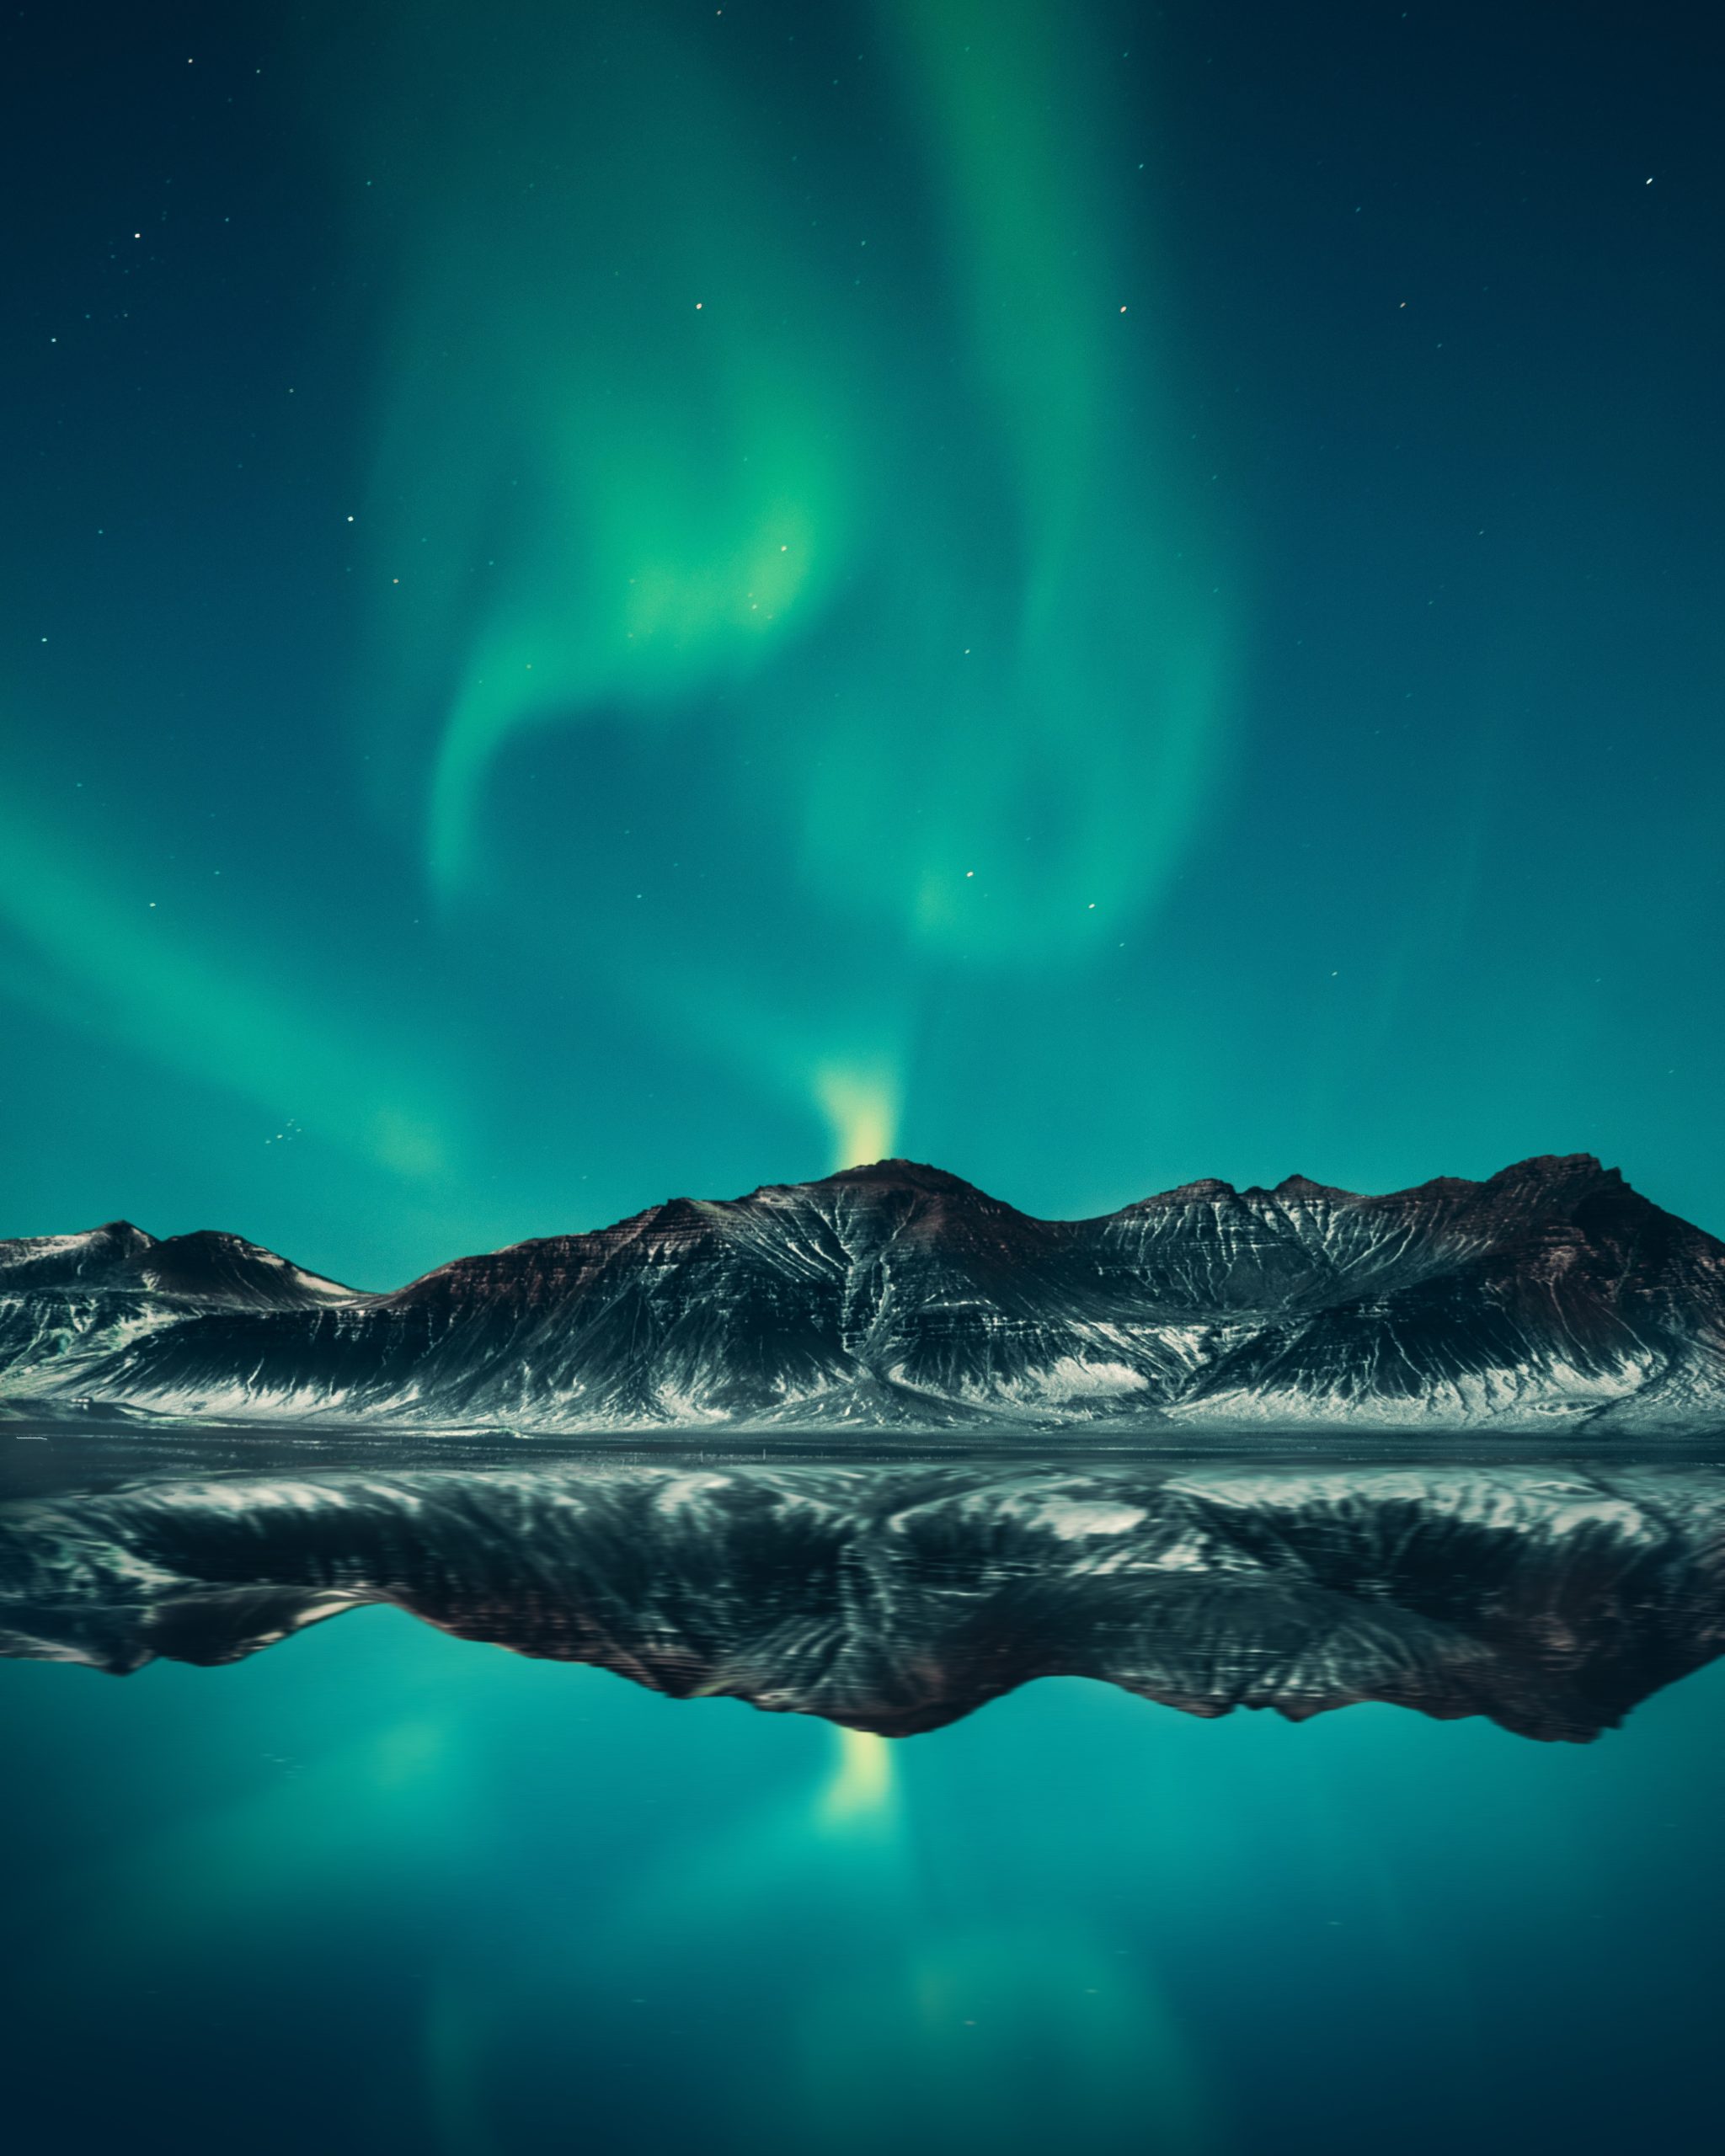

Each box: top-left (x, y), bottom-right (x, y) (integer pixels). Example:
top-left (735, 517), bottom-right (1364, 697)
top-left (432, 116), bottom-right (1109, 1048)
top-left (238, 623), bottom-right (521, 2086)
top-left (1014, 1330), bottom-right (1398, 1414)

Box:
top-left (3, 1154), bottom-right (1722, 1432)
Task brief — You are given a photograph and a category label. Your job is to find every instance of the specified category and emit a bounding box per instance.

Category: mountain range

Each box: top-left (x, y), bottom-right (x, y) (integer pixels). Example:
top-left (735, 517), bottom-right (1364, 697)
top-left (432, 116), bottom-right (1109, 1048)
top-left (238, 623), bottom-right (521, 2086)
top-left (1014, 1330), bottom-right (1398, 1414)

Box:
top-left (3, 1153), bottom-right (1723, 1431)
top-left (6, 1460), bottom-right (1722, 1740)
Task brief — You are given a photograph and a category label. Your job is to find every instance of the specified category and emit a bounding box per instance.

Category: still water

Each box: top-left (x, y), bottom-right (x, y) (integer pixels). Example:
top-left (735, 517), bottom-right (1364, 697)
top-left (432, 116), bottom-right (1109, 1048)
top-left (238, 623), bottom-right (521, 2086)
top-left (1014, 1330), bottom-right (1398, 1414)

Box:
top-left (3, 1437), bottom-right (1722, 2156)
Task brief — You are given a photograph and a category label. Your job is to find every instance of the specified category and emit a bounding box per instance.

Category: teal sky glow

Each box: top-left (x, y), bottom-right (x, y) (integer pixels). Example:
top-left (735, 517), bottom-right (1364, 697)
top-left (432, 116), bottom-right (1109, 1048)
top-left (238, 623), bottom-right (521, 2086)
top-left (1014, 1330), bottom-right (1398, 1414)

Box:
top-left (2, 1), bottom-right (1720, 1284)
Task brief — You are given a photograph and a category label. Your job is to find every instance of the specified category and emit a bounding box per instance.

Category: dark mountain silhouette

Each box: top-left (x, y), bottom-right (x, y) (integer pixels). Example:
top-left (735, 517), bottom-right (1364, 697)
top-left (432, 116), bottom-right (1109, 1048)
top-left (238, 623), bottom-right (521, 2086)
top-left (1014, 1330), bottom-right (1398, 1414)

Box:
top-left (6, 1460), bottom-right (1725, 1742)
top-left (3, 1155), bottom-right (1722, 1430)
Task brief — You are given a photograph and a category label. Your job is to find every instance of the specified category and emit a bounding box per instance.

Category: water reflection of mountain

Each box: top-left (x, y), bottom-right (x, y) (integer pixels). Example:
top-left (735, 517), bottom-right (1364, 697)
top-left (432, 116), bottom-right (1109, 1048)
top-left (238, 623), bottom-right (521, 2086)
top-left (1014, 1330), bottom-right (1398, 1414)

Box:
top-left (6, 1459), bottom-right (1725, 1742)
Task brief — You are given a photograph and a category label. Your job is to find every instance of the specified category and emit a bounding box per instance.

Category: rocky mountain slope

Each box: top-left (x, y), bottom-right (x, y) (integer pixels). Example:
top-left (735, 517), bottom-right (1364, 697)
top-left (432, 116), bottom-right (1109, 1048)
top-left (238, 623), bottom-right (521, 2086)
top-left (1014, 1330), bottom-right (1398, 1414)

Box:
top-left (6, 1460), bottom-right (1724, 1740)
top-left (3, 1155), bottom-right (1723, 1430)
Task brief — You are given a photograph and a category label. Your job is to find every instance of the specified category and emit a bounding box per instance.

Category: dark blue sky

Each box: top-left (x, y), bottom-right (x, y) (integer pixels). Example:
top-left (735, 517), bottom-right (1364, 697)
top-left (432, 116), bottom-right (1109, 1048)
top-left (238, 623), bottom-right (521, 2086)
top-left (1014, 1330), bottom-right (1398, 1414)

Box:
top-left (3, 0), bottom-right (1721, 1286)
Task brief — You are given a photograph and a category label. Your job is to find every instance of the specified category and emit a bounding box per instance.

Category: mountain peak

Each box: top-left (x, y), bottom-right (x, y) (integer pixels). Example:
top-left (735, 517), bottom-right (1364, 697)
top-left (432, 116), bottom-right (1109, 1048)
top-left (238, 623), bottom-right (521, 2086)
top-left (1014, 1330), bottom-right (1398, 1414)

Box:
top-left (93, 1219), bottom-right (154, 1247)
top-left (818, 1159), bottom-right (984, 1196)
top-left (1488, 1152), bottom-right (1614, 1187)
top-left (0, 1218), bottom-right (157, 1288)
top-left (136, 1230), bottom-right (357, 1307)
top-left (1162, 1177), bottom-right (1240, 1202)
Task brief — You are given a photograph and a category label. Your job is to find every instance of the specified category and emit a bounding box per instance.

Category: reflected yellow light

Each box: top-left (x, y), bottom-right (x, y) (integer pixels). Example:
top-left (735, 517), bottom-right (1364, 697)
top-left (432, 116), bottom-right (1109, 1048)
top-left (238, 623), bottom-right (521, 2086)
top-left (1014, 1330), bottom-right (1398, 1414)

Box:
top-left (820, 1726), bottom-right (896, 1823)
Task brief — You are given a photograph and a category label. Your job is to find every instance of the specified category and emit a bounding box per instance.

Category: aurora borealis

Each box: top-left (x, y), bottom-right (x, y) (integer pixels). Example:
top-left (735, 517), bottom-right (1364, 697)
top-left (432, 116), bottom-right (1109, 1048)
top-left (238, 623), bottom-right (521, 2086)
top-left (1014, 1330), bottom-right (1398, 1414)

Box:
top-left (3, 0), bottom-right (1722, 1286)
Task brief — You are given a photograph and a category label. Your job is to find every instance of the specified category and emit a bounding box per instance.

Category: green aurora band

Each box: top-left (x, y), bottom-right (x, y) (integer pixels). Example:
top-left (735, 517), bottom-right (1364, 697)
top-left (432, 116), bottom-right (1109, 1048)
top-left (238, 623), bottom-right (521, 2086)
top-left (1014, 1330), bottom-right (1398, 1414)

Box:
top-left (12, 0), bottom-right (1712, 1286)
top-left (328, 0), bottom-right (1232, 1155)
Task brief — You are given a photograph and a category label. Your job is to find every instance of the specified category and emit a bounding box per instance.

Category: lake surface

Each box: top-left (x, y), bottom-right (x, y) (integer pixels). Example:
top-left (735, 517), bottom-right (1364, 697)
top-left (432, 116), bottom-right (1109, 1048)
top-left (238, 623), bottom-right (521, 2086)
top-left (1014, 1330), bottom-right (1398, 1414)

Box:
top-left (4, 1430), bottom-right (1723, 2156)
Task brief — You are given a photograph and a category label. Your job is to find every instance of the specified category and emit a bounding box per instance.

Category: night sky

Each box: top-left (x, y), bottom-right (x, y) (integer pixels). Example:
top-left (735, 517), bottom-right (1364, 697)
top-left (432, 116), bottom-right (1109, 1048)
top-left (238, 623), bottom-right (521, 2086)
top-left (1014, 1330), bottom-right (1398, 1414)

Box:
top-left (3, 1), bottom-right (1721, 1289)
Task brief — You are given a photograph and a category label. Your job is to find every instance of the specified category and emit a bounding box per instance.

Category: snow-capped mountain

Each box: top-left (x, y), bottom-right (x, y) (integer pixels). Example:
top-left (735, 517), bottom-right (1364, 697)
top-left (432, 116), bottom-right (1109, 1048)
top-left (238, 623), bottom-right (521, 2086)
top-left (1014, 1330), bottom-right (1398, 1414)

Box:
top-left (6, 1460), bottom-right (1723, 1740)
top-left (3, 1154), bottom-right (1723, 1430)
